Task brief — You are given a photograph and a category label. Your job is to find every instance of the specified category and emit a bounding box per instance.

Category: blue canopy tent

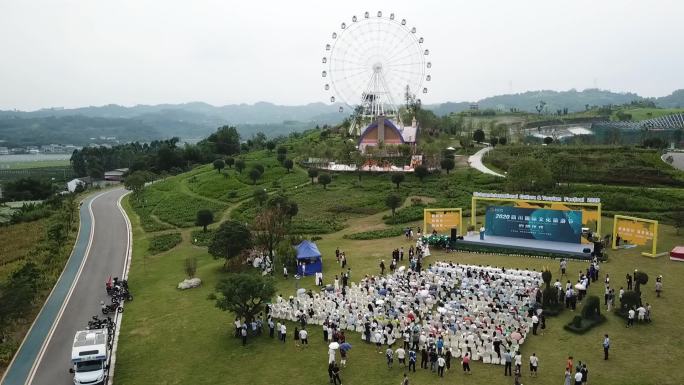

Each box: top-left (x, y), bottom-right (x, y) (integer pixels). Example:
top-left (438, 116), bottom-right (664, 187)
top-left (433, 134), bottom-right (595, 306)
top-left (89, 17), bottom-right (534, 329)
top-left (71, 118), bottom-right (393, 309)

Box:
top-left (295, 240), bottom-right (322, 276)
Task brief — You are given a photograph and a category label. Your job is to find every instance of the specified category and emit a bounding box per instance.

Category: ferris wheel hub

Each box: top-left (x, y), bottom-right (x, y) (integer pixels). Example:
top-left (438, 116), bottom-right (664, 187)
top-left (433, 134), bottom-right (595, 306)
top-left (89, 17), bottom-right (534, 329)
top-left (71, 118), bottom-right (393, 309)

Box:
top-left (372, 62), bottom-right (383, 73)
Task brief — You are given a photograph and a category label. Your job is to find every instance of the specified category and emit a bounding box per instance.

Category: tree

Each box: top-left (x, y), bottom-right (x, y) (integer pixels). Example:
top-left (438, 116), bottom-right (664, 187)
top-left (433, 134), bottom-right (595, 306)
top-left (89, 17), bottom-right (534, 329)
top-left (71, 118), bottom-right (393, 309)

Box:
top-left (536, 100), bottom-right (547, 115)
top-left (225, 157), bottom-right (235, 169)
top-left (213, 159), bottom-right (225, 173)
top-left (266, 141), bottom-right (276, 153)
top-left (196, 209), bottom-right (214, 232)
top-left (440, 158), bottom-right (455, 174)
top-left (277, 146), bottom-right (288, 156)
top-left (283, 159), bottom-right (293, 173)
top-left (249, 168), bottom-right (262, 185)
top-left (543, 136), bottom-right (554, 145)
top-left (215, 273), bottom-right (275, 324)
top-left (208, 220), bottom-right (252, 269)
top-left (184, 256), bottom-right (197, 278)
top-left (414, 165), bottom-right (429, 181)
top-left (391, 173), bottom-right (405, 189)
top-left (308, 168), bottom-right (319, 184)
top-left (490, 137), bottom-right (499, 147)
top-left (206, 126), bottom-right (241, 155)
top-left (499, 137), bottom-right (507, 145)
top-left (276, 153), bottom-right (286, 164)
top-left (385, 194), bottom-right (402, 216)
top-left (506, 158), bottom-right (553, 192)
top-left (254, 164), bottom-right (265, 174)
top-left (253, 195), bottom-right (298, 261)
top-left (47, 222), bottom-right (67, 250)
top-left (318, 173), bottom-right (332, 189)
top-left (253, 188), bottom-right (268, 206)
top-left (235, 159), bottom-right (246, 173)
top-left (473, 129), bottom-right (485, 143)
top-left (3, 178), bottom-right (54, 201)
top-left (124, 172), bottom-right (146, 196)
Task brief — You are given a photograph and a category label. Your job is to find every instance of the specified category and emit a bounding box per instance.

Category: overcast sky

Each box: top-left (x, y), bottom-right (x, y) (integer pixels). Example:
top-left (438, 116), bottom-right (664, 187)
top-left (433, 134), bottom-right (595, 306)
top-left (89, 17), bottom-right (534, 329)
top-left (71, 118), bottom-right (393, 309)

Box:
top-left (1, 0), bottom-right (683, 110)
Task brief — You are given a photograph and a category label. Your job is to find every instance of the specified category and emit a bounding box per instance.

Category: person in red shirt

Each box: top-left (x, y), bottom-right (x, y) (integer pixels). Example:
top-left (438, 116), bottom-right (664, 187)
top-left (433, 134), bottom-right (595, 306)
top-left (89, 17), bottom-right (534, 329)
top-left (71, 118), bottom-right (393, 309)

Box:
top-left (566, 356), bottom-right (574, 372)
top-left (462, 352), bottom-right (471, 374)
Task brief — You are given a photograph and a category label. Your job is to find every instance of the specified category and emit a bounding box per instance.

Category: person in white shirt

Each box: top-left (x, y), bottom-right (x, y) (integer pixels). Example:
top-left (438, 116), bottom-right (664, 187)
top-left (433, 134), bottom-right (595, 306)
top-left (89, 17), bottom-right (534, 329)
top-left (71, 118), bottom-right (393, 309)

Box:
top-left (280, 323), bottom-right (287, 343)
top-left (299, 328), bottom-right (308, 346)
top-left (283, 266), bottom-right (288, 279)
top-left (529, 353), bottom-right (539, 377)
top-left (627, 307), bottom-right (635, 327)
top-left (396, 347), bottom-right (406, 367)
top-left (437, 355), bottom-right (446, 377)
top-left (637, 305), bottom-right (646, 321)
top-left (574, 370), bottom-right (583, 385)
top-left (532, 314), bottom-right (539, 335)
top-left (514, 351), bottom-right (522, 371)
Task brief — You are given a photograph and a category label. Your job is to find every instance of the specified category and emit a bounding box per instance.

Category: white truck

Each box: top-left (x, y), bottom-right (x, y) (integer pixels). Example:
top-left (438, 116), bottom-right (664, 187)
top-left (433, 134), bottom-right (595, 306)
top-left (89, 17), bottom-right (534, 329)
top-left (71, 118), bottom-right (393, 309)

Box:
top-left (69, 329), bottom-right (110, 385)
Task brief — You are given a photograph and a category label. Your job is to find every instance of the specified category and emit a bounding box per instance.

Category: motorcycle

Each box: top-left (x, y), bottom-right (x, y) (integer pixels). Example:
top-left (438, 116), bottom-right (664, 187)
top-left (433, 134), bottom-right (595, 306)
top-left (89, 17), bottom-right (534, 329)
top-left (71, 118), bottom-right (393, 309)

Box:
top-left (101, 301), bottom-right (123, 315)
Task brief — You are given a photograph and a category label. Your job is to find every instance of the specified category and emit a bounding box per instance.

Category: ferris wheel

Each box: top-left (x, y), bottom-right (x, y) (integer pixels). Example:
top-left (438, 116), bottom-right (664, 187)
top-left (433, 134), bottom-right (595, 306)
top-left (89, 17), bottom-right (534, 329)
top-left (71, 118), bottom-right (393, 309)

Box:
top-left (322, 11), bottom-right (431, 134)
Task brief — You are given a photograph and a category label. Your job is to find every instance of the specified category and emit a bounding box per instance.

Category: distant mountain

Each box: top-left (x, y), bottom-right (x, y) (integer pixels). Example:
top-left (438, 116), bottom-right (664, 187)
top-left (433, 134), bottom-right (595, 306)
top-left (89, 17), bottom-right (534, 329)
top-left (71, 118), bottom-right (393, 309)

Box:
top-left (654, 89), bottom-right (684, 108)
top-left (425, 88), bottom-right (684, 115)
top-left (2, 88), bottom-right (682, 147)
top-left (0, 102), bottom-right (346, 146)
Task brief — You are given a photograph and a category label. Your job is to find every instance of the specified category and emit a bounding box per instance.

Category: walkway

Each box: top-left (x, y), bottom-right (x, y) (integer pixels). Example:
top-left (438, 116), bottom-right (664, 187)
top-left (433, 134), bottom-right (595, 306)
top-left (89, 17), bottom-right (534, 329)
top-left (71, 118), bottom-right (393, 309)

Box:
top-left (662, 152), bottom-right (684, 171)
top-left (468, 146), bottom-right (505, 177)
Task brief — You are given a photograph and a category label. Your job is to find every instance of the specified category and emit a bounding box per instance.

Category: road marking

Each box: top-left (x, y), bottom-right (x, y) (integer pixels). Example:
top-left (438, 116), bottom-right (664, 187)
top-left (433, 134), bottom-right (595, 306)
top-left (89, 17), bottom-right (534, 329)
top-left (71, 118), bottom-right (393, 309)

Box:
top-left (24, 190), bottom-right (107, 385)
top-left (0, 193), bottom-right (92, 385)
top-left (107, 191), bottom-right (132, 385)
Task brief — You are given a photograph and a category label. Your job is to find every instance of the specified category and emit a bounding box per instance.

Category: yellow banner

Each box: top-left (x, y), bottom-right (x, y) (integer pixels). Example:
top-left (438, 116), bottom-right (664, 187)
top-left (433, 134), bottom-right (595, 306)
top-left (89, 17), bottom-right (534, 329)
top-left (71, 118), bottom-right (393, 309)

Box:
top-left (615, 218), bottom-right (655, 246)
top-left (424, 208), bottom-right (462, 235)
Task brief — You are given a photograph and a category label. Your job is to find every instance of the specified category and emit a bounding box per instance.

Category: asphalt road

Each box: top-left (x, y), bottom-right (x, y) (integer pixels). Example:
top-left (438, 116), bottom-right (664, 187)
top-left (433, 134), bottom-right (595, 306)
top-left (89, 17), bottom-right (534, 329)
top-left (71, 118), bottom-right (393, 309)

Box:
top-left (1, 188), bottom-right (130, 385)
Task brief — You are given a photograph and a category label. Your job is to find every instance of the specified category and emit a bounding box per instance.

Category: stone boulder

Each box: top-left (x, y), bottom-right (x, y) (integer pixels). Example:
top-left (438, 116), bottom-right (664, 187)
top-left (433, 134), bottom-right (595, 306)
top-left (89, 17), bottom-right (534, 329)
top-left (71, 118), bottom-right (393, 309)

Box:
top-left (178, 277), bottom-right (202, 290)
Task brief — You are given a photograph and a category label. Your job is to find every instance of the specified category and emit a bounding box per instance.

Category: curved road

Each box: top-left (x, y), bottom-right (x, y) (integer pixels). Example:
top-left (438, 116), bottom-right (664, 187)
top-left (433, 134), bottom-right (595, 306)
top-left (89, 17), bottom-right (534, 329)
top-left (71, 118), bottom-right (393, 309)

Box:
top-left (662, 152), bottom-right (684, 171)
top-left (468, 146), bottom-right (505, 177)
top-left (1, 188), bottom-right (131, 385)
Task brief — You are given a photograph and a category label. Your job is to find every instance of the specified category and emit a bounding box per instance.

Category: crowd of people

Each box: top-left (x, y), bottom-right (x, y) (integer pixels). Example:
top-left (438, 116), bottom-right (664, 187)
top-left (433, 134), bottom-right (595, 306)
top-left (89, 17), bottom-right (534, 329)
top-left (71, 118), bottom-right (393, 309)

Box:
top-left (238, 233), bottom-right (666, 384)
top-left (269, 259), bottom-right (545, 382)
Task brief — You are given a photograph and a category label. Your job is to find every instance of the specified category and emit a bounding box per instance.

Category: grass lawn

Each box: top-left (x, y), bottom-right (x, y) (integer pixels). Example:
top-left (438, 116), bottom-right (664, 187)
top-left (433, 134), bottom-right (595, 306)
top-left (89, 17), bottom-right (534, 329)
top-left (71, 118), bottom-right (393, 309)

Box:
top-left (116, 185), bottom-right (684, 385)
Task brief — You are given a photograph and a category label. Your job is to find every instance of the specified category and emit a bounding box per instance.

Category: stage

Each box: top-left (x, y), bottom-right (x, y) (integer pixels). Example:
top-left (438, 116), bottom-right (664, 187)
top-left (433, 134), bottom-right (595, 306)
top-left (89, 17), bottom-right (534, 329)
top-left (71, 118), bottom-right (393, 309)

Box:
top-left (458, 233), bottom-right (594, 259)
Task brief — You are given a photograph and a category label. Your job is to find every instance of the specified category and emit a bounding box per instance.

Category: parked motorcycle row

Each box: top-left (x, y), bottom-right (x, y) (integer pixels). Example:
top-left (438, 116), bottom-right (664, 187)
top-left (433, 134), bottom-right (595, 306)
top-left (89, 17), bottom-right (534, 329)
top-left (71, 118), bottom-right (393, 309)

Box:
top-left (102, 276), bottom-right (133, 315)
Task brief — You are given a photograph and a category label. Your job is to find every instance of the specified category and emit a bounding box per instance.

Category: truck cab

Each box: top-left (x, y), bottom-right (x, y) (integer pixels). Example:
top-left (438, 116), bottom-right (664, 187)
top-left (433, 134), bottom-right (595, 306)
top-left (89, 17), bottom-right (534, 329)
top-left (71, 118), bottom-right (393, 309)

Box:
top-left (70, 329), bottom-right (109, 385)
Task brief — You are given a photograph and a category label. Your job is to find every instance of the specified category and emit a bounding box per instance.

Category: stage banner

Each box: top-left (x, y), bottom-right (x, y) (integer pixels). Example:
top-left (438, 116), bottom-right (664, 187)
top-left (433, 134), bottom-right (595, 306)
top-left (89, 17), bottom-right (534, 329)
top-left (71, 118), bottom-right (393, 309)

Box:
top-left (614, 217), bottom-right (656, 246)
top-left (485, 206), bottom-right (582, 243)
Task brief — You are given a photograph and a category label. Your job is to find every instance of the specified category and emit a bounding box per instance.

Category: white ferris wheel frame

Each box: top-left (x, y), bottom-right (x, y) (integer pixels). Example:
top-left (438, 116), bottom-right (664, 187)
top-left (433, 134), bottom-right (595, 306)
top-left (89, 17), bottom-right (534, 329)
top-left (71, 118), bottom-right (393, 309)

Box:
top-left (322, 11), bottom-right (430, 123)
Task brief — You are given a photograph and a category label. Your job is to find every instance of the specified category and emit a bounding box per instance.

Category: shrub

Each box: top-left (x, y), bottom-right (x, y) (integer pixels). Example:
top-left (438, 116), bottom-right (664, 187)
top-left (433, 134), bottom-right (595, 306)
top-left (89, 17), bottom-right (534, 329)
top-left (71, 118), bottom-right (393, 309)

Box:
top-left (617, 290), bottom-right (641, 316)
top-left (581, 295), bottom-right (601, 319)
top-left (383, 204), bottom-right (425, 225)
top-left (148, 233), bottom-right (182, 254)
top-left (343, 227), bottom-right (404, 240)
top-left (541, 270), bottom-right (552, 287)
top-left (191, 229), bottom-right (215, 247)
top-left (564, 313), bottom-right (606, 334)
top-left (634, 271), bottom-right (648, 293)
top-left (542, 286), bottom-right (559, 307)
top-left (572, 315), bottom-right (582, 328)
